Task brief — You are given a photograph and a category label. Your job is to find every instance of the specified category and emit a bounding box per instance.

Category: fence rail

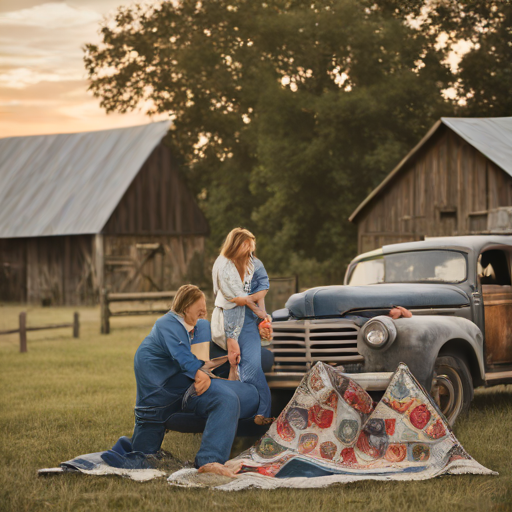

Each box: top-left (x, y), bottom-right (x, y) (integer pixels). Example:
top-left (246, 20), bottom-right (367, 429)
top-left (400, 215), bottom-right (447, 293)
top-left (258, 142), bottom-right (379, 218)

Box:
top-left (0, 312), bottom-right (79, 352)
top-left (101, 290), bottom-right (177, 334)
top-left (100, 276), bottom-right (299, 334)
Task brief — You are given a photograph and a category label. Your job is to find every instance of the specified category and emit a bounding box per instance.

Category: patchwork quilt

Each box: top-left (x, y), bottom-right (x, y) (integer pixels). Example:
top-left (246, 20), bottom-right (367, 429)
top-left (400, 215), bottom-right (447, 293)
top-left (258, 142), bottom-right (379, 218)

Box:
top-left (168, 362), bottom-right (496, 490)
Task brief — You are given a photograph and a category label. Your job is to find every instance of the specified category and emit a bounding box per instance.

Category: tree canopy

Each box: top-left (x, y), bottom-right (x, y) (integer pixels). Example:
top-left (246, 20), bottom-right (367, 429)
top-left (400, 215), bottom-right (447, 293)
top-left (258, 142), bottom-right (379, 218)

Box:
top-left (84, 0), bottom-right (512, 284)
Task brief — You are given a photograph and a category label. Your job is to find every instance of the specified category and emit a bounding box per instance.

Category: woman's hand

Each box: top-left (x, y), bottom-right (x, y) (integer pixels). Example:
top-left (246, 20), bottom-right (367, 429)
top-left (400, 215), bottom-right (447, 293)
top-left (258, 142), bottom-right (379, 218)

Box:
top-left (259, 315), bottom-right (273, 341)
top-left (389, 306), bottom-right (413, 319)
top-left (194, 370), bottom-right (211, 396)
top-left (227, 338), bottom-right (241, 366)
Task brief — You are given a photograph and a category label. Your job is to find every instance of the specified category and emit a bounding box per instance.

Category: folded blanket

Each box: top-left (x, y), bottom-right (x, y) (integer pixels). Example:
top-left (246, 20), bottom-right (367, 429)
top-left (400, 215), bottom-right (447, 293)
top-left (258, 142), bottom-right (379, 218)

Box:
top-left (38, 437), bottom-right (165, 482)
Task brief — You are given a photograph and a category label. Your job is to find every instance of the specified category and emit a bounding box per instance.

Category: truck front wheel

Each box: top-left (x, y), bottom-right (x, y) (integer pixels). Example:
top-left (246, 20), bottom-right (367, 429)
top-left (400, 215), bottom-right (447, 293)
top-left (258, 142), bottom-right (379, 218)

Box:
top-left (431, 353), bottom-right (473, 426)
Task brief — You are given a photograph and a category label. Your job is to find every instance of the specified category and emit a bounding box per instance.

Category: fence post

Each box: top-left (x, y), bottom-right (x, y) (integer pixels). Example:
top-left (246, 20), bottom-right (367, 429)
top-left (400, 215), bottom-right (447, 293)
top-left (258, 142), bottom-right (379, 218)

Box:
top-left (19, 311), bottom-right (27, 353)
top-left (73, 312), bottom-right (80, 338)
top-left (101, 288), bottom-right (110, 334)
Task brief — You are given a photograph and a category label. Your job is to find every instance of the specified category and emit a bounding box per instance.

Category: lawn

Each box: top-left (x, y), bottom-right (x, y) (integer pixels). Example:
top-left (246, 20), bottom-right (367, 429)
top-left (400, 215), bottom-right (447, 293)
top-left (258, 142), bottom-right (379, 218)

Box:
top-left (0, 304), bottom-right (511, 512)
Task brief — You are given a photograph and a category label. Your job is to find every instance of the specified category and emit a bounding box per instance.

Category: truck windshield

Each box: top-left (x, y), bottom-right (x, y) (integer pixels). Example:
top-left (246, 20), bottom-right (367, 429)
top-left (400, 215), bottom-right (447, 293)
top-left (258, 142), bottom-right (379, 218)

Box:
top-left (347, 250), bottom-right (467, 285)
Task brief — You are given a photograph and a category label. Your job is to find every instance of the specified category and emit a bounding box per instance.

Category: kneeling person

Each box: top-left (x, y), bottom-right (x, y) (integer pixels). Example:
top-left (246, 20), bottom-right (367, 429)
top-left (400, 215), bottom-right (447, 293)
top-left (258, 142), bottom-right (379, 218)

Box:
top-left (131, 284), bottom-right (259, 469)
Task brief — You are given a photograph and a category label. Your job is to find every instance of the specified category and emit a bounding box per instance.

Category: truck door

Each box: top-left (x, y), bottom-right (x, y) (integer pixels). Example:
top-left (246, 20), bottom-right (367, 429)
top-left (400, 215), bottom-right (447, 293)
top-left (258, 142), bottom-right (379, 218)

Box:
top-left (480, 249), bottom-right (512, 366)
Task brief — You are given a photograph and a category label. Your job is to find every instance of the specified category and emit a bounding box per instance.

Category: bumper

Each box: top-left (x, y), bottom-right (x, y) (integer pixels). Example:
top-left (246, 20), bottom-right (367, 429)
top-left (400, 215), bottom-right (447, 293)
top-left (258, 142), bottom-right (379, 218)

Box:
top-left (265, 371), bottom-right (393, 391)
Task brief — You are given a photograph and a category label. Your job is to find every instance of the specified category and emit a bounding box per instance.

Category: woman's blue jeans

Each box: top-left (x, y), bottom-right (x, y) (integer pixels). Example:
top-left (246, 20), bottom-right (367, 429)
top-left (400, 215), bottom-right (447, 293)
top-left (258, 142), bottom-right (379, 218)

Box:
top-left (238, 308), bottom-right (272, 417)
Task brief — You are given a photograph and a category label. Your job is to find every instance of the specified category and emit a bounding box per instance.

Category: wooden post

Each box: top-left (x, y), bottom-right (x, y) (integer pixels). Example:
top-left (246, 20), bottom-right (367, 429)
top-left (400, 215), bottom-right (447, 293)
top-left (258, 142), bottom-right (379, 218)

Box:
top-left (73, 312), bottom-right (80, 338)
top-left (94, 234), bottom-right (104, 301)
top-left (19, 311), bottom-right (27, 353)
top-left (101, 288), bottom-right (110, 334)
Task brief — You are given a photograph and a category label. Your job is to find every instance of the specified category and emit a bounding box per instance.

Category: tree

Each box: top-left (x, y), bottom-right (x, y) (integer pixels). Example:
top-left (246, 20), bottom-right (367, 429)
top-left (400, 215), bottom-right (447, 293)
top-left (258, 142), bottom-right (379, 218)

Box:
top-left (85, 0), bottom-right (459, 282)
top-left (440, 1), bottom-right (512, 116)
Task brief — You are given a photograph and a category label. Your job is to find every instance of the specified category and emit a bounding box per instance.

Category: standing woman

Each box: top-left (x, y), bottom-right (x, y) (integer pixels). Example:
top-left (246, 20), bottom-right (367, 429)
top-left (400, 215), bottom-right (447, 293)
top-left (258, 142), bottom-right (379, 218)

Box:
top-left (212, 228), bottom-right (273, 425)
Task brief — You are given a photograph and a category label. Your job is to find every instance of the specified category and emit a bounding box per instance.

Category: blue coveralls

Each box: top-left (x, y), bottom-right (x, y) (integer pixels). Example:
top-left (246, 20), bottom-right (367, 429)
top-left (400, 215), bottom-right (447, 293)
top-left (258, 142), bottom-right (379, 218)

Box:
top-left (131, 312), bottom-right (259, 467)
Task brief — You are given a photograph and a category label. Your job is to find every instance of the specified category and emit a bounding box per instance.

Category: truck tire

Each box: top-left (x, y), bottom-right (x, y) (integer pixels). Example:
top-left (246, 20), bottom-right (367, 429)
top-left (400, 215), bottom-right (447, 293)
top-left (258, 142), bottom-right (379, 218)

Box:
top-left (431, 353), bottom-right (473, 426)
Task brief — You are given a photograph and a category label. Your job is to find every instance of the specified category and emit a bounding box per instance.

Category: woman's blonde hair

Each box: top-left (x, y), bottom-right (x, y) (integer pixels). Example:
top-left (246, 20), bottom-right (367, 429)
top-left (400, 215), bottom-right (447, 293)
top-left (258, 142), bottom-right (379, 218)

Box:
top-left (220, 227), bottom-right (256, 261)
top-left (171, 284), bottom-right (205, 315)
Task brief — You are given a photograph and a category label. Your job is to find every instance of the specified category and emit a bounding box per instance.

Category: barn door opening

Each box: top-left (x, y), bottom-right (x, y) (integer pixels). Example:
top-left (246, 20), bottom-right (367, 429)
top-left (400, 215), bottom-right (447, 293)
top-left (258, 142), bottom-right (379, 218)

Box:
top-left (105, 241), bottom-right (165, 293)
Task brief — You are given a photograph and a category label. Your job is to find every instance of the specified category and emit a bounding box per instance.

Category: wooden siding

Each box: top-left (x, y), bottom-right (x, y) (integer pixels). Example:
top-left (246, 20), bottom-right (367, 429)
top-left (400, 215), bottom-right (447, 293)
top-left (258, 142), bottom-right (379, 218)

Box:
top-left (356, 126), bottom-right (512, 253)
top-left (0, 235), bottom-right (96, 305)
top-left (102, 144), bottom-right (209, 236)
top-left (103, 234), bottom-right (206, 294)
top-left (0, 238), bottom-right (27, 302)
top-left (0, 234), bottom-right (206, 305)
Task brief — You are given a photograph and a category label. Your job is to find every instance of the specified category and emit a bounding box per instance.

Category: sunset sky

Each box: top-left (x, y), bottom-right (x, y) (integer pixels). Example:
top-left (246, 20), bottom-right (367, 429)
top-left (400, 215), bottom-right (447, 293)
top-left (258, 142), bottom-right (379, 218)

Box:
top-left (0, 0), bottom-right (167, 138)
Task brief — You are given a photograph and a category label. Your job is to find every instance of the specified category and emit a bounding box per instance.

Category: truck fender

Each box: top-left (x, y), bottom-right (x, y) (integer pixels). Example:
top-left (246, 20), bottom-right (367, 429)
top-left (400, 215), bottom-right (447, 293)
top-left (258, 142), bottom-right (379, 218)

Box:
top-left (357, 315), bottom-right (484, 390)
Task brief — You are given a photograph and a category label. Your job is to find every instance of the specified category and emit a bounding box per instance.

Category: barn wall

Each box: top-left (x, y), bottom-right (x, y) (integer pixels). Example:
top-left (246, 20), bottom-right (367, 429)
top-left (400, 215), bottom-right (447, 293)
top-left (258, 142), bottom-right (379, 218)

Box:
top-left (356, 126), bottom-right (512, 253)
top-left (0, 235), bottom-right (97, 306)
top-left (102, 144), bottom-right (209, 236)
top-left (0, 238), bottom-right (26, 302)
top-left (0, 233), bottom-right (207, 304)
top-left (103, 234), bottom-right (206, 293)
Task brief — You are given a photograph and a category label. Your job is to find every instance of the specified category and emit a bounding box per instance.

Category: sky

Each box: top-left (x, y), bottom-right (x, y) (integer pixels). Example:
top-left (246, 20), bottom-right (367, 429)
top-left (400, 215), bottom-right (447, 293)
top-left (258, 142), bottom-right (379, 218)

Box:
top-left (0, 1), bottom-right (470, 140)
top-left (0, 0), bottom-right (167, 138)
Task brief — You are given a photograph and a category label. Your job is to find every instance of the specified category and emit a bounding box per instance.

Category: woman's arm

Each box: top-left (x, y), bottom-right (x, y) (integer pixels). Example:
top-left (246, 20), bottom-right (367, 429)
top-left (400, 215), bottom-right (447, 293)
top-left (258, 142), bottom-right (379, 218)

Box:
top-left (228, 296), bottom-right (266, 318)
top-left (229, 289), bottom-right (267, 306)
top-left (245, 299), bottom-right (267, 319)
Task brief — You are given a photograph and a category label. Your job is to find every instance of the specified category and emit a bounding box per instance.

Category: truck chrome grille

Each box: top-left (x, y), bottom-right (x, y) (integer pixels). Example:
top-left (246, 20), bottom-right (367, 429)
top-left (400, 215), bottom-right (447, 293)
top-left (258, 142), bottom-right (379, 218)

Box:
top-left (267, 319), bottom-right (363, 375)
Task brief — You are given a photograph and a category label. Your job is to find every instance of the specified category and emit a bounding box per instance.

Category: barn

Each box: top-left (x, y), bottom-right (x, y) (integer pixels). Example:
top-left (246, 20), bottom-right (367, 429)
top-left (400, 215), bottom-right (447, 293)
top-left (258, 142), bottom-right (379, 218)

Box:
top-left (0, 121), bottom-right (209, 305)
top-left (350, 117), bottom-right (512, 253)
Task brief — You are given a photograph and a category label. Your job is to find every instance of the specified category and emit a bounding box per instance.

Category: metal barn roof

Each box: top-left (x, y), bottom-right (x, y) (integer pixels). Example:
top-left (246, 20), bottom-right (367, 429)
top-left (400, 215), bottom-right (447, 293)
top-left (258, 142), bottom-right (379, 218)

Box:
top-left (0, 121), bottom-right (171, 238)
top-left (350, 117), bottom-right (512, 222)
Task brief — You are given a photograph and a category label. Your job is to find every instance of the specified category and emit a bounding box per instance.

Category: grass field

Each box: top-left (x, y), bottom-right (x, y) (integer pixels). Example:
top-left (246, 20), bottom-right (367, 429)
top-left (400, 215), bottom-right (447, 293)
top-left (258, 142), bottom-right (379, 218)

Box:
top-left (1, 304), bottom-right (511, 512)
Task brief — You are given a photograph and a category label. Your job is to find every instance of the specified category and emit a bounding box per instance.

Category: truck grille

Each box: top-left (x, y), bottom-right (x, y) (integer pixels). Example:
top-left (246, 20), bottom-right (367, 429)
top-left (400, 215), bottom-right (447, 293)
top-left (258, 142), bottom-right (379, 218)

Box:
top-left (267, 319), bottom-right (363, 375)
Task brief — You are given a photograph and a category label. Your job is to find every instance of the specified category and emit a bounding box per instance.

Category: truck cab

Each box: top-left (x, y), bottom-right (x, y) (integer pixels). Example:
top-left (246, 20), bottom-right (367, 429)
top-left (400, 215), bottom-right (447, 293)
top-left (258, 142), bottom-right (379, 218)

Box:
top-left (266, 235), bottom-right (512, 424)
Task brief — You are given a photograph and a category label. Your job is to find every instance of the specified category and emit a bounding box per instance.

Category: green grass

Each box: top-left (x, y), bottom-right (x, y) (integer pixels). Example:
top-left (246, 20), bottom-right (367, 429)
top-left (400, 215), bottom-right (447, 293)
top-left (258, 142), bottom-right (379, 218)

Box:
top-left (0, 304), bottom-right (511, 512)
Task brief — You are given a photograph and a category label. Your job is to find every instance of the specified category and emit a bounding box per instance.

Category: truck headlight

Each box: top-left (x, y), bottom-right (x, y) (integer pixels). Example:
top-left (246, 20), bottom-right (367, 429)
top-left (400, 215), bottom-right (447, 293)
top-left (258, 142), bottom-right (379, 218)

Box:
top-left (363, 316), bottom-right (397, 349)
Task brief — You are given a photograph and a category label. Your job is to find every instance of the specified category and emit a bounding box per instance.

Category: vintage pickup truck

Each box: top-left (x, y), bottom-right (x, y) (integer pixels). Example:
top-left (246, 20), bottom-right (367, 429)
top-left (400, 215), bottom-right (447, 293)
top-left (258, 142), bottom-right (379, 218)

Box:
top-left (266, 235), bottom-right (512, 424)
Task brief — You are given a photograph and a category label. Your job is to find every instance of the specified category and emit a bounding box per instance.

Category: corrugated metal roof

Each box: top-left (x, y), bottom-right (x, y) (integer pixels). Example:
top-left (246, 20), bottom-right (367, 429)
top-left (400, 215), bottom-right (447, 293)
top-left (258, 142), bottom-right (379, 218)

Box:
top-left (350, 117), bottom-right (512, 222)
top-left (0, 121), bottom-right (171, 238)
top-left (441, 117), bottom-right (512, 177)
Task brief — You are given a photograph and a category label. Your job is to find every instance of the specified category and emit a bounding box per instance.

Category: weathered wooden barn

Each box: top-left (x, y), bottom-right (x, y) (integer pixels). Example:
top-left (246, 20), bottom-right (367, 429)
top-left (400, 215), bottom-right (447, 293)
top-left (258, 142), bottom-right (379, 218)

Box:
top-left (350, 117), bottom-right (512, 253)
top-left (0, 121), bottom-right (209, 305)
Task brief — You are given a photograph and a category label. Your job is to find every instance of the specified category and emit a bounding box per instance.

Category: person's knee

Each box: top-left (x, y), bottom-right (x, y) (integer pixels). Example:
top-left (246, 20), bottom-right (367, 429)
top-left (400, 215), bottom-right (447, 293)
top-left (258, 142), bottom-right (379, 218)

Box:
top-left (207, 382), bottom-right (240, 417)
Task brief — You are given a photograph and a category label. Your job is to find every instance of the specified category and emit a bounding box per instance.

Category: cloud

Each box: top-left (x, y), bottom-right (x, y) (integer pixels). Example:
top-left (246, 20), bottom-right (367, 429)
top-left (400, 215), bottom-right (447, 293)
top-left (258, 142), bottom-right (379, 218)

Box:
top-left (0, 67), bottom-right (84, 88)
top-left (0, 2), bottom-right (100, 29)
top-left (0, 1), bottom-right (164, 137)
top-left (0, 3), bottom-right (104, 89)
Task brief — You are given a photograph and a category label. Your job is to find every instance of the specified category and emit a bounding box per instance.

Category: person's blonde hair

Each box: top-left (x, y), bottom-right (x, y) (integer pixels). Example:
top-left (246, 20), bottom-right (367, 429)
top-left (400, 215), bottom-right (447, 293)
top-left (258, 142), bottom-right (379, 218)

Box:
top-left (220, 227), bottom-right (256, 261)
top-left (171, 284), bottom-right (205, 315)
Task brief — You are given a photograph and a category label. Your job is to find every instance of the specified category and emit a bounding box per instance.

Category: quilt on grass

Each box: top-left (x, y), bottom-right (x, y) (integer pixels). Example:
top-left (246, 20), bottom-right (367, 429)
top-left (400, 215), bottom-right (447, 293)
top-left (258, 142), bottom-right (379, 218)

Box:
top-left (168, 362), bottom-right (496, 490)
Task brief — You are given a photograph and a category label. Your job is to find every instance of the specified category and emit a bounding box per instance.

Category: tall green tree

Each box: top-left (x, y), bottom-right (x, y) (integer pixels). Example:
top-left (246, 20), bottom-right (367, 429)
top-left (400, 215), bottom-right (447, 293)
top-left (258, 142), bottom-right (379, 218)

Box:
top-left (85, 0), bottom-right (465, 282)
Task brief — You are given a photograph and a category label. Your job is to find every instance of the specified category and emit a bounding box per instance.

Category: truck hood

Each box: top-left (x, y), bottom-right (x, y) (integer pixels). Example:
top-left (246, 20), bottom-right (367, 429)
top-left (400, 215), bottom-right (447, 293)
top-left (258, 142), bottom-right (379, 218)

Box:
top-left (285, 283), bottom-right (470, 319)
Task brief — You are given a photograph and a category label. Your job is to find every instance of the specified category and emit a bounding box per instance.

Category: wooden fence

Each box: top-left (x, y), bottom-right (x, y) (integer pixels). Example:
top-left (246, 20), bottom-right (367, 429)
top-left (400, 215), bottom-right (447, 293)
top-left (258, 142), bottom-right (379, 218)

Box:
top-left (101, 290), bottom-right (177, 334)
top-left (0, 311), bottom-right (79, 352)
top-left (100, 276), bottom-right (299, 334)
